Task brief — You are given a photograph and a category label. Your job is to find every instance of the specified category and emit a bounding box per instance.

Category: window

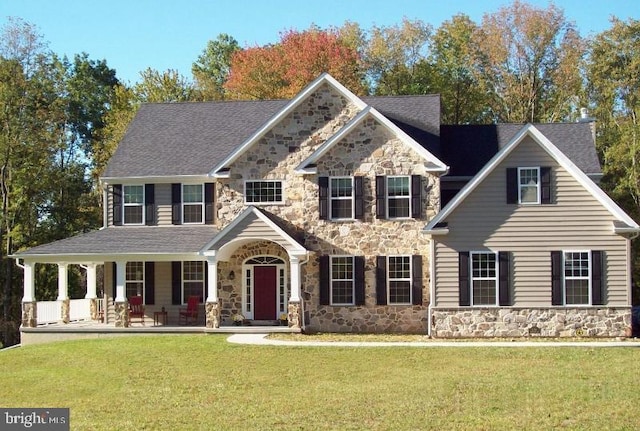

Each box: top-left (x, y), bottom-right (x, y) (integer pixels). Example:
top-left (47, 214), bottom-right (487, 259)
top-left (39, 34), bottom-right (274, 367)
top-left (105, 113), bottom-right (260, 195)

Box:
top-left (563, 251), bottom-right (590, 305)
top-left (330, 256), bottom-right (354, 305)
top-left (471, 252), bottom-right (498, 306)
top-left (125, 262), bottom-right (144, 299)
top-left (330, 177), bottom-right (354, 219)
top-left (182, 184), bottom-right (204, 223)
top-left (518, 167), bottom-right (540, 204)
top-left (123, 185), bottom-right (144, 224)
top-left (387, 176), bottom-right (410, 218)
top-left (183, 261), bottom-right (204, 303)
top-left (388, 256), bottom-right (412, 304)
top-left (245, 180), bottom-right (283, 204)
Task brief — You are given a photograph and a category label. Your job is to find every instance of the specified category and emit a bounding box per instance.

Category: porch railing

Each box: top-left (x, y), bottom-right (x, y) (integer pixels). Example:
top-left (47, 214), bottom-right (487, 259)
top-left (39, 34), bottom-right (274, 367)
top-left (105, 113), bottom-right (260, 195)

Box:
top-left (36, 301), bottom-right (61, 325)
top-left (69, 298), bottom-right (91, 321)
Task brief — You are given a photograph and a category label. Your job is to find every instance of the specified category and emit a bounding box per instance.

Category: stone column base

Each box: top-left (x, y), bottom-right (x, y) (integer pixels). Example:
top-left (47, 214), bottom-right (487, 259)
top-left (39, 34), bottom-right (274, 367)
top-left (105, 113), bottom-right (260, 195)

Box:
top-left (205, 301), bottom-right (220, 328)
top-left (89, 298), bottom-right (98, 320)
top-left (288, 301), bottom-right (301, 329)
top-left (61, 298), bottom-right (70, 324)
top-left (21, 301), bottom-right (37, 328)
top-left (114, 301), bottom-right (130, 328)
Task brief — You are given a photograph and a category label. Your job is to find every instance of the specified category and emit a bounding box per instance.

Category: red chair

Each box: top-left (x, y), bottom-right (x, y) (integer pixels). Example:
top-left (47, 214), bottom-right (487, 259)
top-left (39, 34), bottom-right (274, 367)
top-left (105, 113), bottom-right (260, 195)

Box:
top-left (179, 296), bottom-right (200, 325)
top-left (129, 296), bottom-right (145, 326)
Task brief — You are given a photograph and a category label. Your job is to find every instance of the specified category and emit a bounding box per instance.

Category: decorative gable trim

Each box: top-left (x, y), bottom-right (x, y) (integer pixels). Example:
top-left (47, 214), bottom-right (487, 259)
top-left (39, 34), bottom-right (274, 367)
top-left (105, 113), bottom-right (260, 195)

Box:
top-left (200, 206), bottom-right (307, 259)
top-left (210, 73), bottom-right (367, 178)
top-left (425, 124), bottom-right (640, 234)
top-left (294, 106), bottom-right (448, 174)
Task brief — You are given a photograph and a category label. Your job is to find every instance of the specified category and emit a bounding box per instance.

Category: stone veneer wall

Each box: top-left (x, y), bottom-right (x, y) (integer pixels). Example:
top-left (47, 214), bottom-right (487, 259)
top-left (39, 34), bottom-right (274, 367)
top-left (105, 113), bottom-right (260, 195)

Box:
top-left (213, 83), bottom-right (439, 333)
top-left (432, 307), bottom-right (631, 338)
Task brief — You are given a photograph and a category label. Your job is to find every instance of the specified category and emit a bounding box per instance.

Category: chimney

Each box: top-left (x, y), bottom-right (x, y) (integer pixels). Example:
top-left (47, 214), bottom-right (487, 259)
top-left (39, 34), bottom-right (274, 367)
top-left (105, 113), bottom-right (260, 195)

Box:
top-left (577, 107), bottom-right (596, 144)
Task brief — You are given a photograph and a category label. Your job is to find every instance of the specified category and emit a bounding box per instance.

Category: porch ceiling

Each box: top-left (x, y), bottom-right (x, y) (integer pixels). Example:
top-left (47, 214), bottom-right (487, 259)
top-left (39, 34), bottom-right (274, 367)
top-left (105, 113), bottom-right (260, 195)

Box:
top-left (12, 225), bottom-right (219, 263)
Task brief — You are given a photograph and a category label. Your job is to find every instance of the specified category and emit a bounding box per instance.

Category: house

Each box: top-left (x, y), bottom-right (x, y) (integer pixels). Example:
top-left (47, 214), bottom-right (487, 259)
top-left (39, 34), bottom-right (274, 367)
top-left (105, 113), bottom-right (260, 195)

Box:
top-left (13, 73), bottom-right (639, 341)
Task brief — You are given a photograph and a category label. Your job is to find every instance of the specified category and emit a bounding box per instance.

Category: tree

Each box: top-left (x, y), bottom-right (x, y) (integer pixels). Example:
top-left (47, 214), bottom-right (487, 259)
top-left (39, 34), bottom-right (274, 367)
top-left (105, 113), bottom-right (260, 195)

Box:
top-left (588, 18), bottom-right (640, 290)
top-left (429, 14), bottom-right (488, 124)
top-left (192, 33), bottom-right (240, 100)
top-left (134, 68), bottom-right (194, 103)
top-left (363, 18), bottom-right (432, 95)
top-left (473, 1), bottom-right (586, 123)
top-left (225, 27), bottom-right (365, 99)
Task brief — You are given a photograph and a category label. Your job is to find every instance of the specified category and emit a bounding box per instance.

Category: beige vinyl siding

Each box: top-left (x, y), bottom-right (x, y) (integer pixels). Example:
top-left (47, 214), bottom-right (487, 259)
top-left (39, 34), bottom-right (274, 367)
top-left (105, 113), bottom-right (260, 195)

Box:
top-left (434, 136), bottom-right (629, 307)
top-left (106, 185), bottom-right (114, 226)
top-left (225, 214), bottom-right (295, 252)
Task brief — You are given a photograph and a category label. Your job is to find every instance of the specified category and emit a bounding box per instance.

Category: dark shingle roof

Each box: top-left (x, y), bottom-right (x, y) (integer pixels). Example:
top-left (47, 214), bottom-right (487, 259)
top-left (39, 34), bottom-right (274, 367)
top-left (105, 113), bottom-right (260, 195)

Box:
top-left (13, 226), bottom-right (218, 257)
top-left (440, 123), bottom-right (601, 177)
top-left (103, 95), bottom-right (442, 179)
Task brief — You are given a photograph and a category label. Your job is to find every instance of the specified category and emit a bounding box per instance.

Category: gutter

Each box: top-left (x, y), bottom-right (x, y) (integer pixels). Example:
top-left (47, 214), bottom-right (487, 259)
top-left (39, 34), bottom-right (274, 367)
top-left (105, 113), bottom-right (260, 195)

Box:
top-left (427, 238), bottom-right (435, 338)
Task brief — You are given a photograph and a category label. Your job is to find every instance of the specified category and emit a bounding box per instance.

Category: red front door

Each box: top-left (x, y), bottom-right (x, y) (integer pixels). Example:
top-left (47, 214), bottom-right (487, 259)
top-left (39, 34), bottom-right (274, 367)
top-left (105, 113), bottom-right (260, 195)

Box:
top-left (254, 266), bottom-right (277, 320)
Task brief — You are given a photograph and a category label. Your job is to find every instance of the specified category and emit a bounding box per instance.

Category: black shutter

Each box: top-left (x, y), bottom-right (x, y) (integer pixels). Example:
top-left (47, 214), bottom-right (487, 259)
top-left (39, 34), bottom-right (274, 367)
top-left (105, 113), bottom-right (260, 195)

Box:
top-left (459, 252), bottom-right (470, 306)
top-left (145, 184), bottom-right (155, 225)
top-left (541, 167), bottom-right (551, 204)
top-left (144, 262), bottom-right (155, 305)
top-left (412, 255), bottom-right (423, 305)
top-left (171, 183), bottom-right (182, 225)
top-left (411, 175), bottom-right (422, 219)
top-left (318, 177), bottom-right (329, 220)
top-left (112, 262), bottom-right (117, 299)
top-left (591, 251), bottom-right (604, 305)
top-left (376, 256), bottom-right (387, 305)
top-left (354, 176), bottom-right (364, 220)
top-left (112, 184), bottom-right (122, 226)
top-left (506, 168), bottom-right (517, 204)
top-left (354, 256), bottom-right (365, 305)
top-left (498, 252), bottom-right (510, 306)
top-left (319, 255), bottom-right (329, 305)
top-left (172, 261), bottom-right (182, 305)
top-left (204, 183), bottom-right (215, 224)
top-left (376, 176), bottom-right (386, 219)
top-left (204, 261), bottom-right (209, 303)
top-left (551, 251), bottom-right (563, 305)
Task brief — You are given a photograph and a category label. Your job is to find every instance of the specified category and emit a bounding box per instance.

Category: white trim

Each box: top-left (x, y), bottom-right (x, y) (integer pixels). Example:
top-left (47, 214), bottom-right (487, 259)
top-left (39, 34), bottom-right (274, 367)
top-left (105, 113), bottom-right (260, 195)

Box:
top-left (101, 175), bottom-right (212, 185)
top-left (243, 179), bottom-right (285, 205)
top-left (242, 256), bottom-right (287, 320)
top-left (212, 73), bottom-right (367, 177)
top-left (387, 255), bottom-right (413, 305)
top-left (181, 183), bottom-right (205, 224)
top-left (181, 260), bottom-right (205, 305)
top-left (425, 124), bottom-right (640, 233)
top-left (386, 175), bottom-right (412, 220)
top-left (329, 177), bottom-right (355, 221)
top-left (469, 251), bottom-right (499, 307)
top-left (124, 261), bottom-right (145, 301)
top-left (329, 255), bottom-right (356, 306)
top-left (562, 250), bottom-right (592, 306)
top-left (123, 184), bottom-right (145, 226)
top-left (517, 166), bottom-right (541, 205)
top-left (295, 106), bottom-right (448, 174)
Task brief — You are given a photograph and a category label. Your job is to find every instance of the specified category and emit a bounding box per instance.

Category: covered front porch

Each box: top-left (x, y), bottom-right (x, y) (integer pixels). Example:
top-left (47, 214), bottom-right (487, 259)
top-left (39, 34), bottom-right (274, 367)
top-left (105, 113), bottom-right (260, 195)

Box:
top-left (14, 207), bottom-right (310, 337)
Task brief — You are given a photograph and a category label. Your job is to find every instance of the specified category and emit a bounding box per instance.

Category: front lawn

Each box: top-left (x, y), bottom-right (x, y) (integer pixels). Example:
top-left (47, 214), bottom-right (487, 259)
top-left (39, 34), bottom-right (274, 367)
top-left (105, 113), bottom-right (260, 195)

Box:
top-left (1, 335), bottom-right (638, 430)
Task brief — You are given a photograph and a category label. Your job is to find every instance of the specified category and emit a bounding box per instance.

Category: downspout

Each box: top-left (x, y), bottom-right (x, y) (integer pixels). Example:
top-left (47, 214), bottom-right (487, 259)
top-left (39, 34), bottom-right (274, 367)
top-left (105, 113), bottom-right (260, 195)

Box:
top-left (299, 253), bottom-right (310, 332)
top-left (427, 237), bottom-right (435, 338)
top-left (101, 180), bottom-right (108, 229)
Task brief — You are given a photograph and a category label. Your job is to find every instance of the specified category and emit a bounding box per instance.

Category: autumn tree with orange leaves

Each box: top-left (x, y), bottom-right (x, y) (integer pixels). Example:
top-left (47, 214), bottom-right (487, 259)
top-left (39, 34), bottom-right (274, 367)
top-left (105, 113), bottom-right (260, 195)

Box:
top-left (224, 28), bottom-right (365, 99)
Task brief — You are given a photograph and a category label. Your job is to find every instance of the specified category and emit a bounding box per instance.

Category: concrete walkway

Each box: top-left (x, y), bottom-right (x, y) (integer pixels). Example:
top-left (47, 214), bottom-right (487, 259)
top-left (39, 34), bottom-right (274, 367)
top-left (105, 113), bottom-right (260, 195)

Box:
top-left (227, 333), bottom-right (640, 348)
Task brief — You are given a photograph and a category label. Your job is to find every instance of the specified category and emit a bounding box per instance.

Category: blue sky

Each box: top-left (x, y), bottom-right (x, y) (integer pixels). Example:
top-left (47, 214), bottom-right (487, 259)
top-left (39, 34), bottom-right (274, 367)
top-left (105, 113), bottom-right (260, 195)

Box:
top-left (1, 0), bottom-right (638, 84)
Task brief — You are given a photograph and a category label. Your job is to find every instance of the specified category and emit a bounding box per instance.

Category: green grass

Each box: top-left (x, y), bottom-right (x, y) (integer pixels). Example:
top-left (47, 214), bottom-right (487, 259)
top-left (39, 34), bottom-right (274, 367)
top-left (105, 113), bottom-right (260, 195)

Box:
top-left (1, 335), bottom-right (639, 430)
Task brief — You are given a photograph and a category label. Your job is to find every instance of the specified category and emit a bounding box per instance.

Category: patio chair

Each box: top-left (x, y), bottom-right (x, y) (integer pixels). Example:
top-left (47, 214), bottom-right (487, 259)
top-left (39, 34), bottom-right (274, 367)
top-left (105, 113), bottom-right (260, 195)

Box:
top-left (179, 296), bottom-right (200, 325)
top-left (129, 295), bottom-right (145, 326)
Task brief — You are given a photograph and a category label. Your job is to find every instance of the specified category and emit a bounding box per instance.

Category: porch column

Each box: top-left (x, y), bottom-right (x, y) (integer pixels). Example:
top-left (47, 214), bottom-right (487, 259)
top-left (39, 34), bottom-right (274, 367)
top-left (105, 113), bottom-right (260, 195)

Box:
top-left (21, 261), bottom-right (37, 328)
top-left (288, 255), bottom-right (302, 329)
top-left (114, 260), bottom-right (129, 328)
top-left (58, 263), bottom-right (70, 324)
top-left (205, 257), bottom-right (220, 328)
top-left (83, 263), bottom-right (99, 320)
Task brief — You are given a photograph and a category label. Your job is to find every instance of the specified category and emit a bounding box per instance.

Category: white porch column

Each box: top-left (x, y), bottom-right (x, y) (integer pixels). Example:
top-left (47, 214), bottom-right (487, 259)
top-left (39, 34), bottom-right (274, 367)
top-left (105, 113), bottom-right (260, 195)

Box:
top-left (206, 257), bottom-right (218, 303)
top-left (115, 260), bottom-right (126, 302)
top-left (57, 263), bottom-right (69, 301)
top-left (289, 255), bottom-right (301, 302)
top-left (22, 261), bottom-right (35, 303)
top-left (84, 263), bottom-right (98, 299)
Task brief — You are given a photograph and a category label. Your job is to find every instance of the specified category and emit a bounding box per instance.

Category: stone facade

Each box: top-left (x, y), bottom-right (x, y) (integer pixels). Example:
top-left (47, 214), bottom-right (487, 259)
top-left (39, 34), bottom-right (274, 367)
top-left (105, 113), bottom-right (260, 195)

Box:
top-left (210, 84), bottom-right (438, 333)
top-left (61, 298), bottom-right (70, 324)
top-left (288, 301), bottom-right (301, 329)
top-left (432, 307), bottom-right (631, 338)
top-left (114, 301), bottom-right (129, 328)
top-left (205, 301), bottom-right (220, 328)
top-left (21, 301), bottom-right (37, 328)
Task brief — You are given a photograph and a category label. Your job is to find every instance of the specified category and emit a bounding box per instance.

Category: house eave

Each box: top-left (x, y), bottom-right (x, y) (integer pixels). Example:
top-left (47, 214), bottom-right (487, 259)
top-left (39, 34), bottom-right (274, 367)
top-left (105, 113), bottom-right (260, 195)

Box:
top-left (100, 174), bottom-right (213, 185)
